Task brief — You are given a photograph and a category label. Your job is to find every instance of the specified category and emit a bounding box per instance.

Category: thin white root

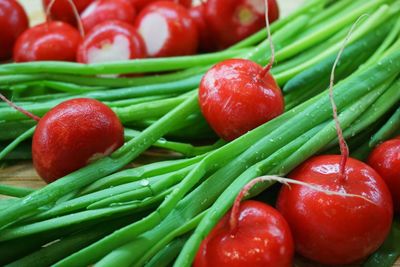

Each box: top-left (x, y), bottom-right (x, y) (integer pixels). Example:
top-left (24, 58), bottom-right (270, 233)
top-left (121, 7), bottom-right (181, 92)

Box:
top-left (255, 175), bottom-right (375, 204)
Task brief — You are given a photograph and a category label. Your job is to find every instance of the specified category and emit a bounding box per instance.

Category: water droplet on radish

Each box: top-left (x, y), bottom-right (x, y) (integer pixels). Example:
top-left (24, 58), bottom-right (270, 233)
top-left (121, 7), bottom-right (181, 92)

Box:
top-left (140, 179), bottom-right (150, 187)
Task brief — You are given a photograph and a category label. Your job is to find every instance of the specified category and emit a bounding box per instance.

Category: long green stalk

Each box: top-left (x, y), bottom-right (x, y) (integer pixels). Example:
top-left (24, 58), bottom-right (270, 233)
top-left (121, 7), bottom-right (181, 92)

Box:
top-left (0, 94), bottom-right (200, 229)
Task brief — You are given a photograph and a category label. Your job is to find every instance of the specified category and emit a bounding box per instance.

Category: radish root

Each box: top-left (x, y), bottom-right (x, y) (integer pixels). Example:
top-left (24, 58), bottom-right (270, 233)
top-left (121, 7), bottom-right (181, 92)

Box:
top-left (329, 15), bottom-right (368, 182)
top-left (0, 94), bottom-right (40, 122)
top-left (229, 175), bottom-right (374, 232)
top-left (46, 0), bottom-right (85, 37)
top-left (259, 0), bottom-right (275, 77)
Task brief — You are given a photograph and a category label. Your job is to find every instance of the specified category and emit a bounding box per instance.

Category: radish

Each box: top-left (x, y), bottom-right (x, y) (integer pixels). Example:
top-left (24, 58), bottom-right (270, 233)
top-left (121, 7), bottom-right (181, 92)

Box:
top-left (32, 98), bottom-right (124, 183)
top-left (198, 1), bottom-right (283, 141)
top-left (276, 155), bottom-right (393, 265)
top-left (276, 21), bottom-right (393, 265)
top-left (13, 21), bottom-right (82, 62)
top-left (134, 1), bottom-right (198, 57)
top-left (198, 59), bottom-right (284, 140)
top-left (194, 200), bottom-right (294, 267)
top-left (0, 0), bottom-right (28, 61)
top-left (0, 94), bottom-right (124, 183)
top-left (43, 0), bottom-right (94, 26)
top-left (368, 136), bottom-right (400, 213)
top-left (205, 0), bottom-right (279, 49)
top-left (189, 3), bottom-right (216, 52)
top-left (77, 20), bottom-right (146, 64)
top-left (14, 0), bottom-right (82, 62)
top-left (80, 0), bottom-right (136, 33)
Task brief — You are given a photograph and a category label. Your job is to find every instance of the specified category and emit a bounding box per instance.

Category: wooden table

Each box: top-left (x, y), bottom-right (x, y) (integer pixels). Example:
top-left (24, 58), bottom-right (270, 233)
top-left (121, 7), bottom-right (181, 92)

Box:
top-left (2, 0), bottom-right (399, 266)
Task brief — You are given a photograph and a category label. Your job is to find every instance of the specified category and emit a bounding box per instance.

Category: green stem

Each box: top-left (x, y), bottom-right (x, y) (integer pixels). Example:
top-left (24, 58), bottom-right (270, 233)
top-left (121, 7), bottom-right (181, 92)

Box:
top-left (0, 184), bottom-right (35, 198)
top-left (0, 94), bottom-right (200, 229)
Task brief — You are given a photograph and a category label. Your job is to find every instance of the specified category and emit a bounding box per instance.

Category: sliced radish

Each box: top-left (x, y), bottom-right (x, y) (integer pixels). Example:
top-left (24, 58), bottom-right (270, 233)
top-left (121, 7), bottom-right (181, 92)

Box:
top-left (77, 20), bottom-right (146, 64)
top-left (137, 13), bottom-right (169, 56)
top-left (87, 35), bottom-right (131, 63)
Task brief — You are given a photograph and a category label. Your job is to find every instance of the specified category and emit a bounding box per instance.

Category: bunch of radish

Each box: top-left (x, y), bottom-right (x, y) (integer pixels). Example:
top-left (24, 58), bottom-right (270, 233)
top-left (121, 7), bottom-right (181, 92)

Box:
top-left (0, 0), bottom-right (280, 64)
top-left (194, 4), bottom-right (397, 266)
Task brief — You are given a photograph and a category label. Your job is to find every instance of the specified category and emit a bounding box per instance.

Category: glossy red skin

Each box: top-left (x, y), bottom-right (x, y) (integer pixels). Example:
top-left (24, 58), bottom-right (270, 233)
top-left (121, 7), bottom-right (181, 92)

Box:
top-left (130, 0), bottom-right (191, 11)
top-left (277, 155), bottom-right (393, 265)
top-left (0, 0), bottom-right (28, 60)
top-left (77, 20), bottom-right (146, 64)
top-left (205, 0), bottom-right (279, 49)
top-left (368, 137), bottom-right (400, 213)
top-left (81, 0), bottom-right (136, 33)
top-left (199, 59), bottom-right (284, 141)
top-left (189, 4), bottom-right (216, 52)
top-left (13, 21), bottom-right (82, 62)
top-left (194, 200), bottom-right (294, 267)
top-left (134, 1), bottom-right (198, 57)
top-left (32, 98), bottom-right (124, 183)
top-left (43, 0), bottom-right (94, 26)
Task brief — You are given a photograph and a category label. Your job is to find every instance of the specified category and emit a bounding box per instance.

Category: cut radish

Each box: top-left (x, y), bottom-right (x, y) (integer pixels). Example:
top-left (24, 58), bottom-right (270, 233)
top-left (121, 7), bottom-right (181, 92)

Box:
top-left (134, 1), bottom-right (198, 57)
top-left (137, 13), bottom-right (169, 56)
top-left (77, 20), bottom-right (146, 64)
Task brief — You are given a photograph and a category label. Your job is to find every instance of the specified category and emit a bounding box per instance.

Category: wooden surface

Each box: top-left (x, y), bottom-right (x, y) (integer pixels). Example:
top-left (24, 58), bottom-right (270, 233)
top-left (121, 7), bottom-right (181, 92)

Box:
top-left (3, 0), bottom-right (399, 266)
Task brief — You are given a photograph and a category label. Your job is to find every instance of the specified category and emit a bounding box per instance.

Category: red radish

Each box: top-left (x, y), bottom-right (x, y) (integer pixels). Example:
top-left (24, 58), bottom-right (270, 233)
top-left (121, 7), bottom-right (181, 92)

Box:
top-left (80, 0), bottom-right (136, 33)
top-left (43, 0), bottom-right (94, 26)
top-left (199, 0), bottom-right (283, 141)
top-left (194, 200), bottom-right (294, 267)
top-left (0, 94), bottom-right (124, 183)
top-left (0, 0), bottom-right (28, 61)
top-left (130, 0), bottom-right (192, 11)
top-left (134, 1), bottom-right (198, 57)
top-left (32, 98), bottom-right (124, 183)
top-left (276, 155), bottom-right (393, 265)
top-left (189, 4), bottom-right (216, 52)
top-left (77, 20), bottom-right (146, 64)
top-left (205, 0), bottom-right (279, 49)
top-left (368, 136), bottom-right (400, 213)
top-left (276, 19), bottom-right (393, 265)
top-left (13, 21), bottom-right (82, 62)
top-left (199, 59), bottom-right (283, 140)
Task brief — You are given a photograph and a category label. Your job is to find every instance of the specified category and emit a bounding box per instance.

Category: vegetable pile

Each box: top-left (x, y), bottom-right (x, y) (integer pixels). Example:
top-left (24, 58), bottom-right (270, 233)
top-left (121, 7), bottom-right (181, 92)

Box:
top-left (0, 0), bottom-right (399, 266)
